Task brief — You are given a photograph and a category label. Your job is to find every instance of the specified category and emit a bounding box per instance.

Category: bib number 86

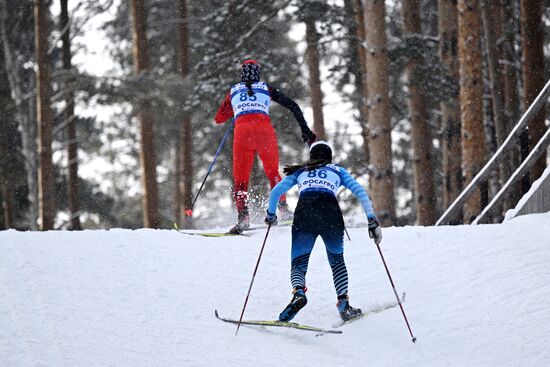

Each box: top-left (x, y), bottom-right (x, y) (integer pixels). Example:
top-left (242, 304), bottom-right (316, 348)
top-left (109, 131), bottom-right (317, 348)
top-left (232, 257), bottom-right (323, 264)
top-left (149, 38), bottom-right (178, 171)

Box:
top-left (308, 170), bottom-right (327, 178)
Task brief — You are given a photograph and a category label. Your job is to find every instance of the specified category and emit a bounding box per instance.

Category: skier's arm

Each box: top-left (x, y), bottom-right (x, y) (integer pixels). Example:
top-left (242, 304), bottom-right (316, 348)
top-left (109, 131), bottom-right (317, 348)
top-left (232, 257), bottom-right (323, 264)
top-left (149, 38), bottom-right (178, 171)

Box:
top-left (339, 167), bottom-right (376, 220)
top-left (214, 93), bottom-right (233, 124)
top-left (267, 174), bottom-right (298, 214)
top-left (269, 86), bottom-right (316, 144)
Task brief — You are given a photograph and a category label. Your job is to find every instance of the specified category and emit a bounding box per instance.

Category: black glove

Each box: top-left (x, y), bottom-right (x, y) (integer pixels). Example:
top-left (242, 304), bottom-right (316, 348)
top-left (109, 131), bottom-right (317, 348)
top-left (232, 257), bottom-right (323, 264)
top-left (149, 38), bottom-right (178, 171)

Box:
top-left (264, 211), bottom-right (278, 225)
top-left (302, 130), bottom-right (317, 146)
top-left (368, 218), bottom-right (382, 245)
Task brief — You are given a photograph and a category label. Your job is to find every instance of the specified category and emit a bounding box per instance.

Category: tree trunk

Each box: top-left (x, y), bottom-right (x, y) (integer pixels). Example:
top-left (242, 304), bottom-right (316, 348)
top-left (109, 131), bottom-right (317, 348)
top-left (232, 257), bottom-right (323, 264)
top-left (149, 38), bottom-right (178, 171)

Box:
top-left (481, 0), bottom-right (510, 221)
top-left (481, 0), bottom-right (510, 181)
top-left (438, 0), bottom-right (462, 219)
top-left (0, 2), bottom-right (39, 229)
top-left (348, 0), bottom-right (370, 163)
top-left (35, 0), bottom-right (55, 230)
top-left (502, 1), bottom-right (522, 203)
top-left (130, 0), bottom-right (160, 228)
top-left (177, 0), bottom-right (193, 229)
top-left (480, 0), bottom-right (520, 218)
top-left (364, 0), bottom-right (396, 226)
top-left (0, 111), bottom-right (13, 228)
top-left (304, 16), bottom-right (326, 141)
top-left (520, 0), bottom-right (546, 183)
top-left (457, 0), bottom-right (485, 223)
top-left (60, 0), bottom-right (81, 230)
top-left (401, 0), bottom-right (436, 225)
top-left (174, 131), bottom-right (181, 223)
top-left (482, 73), bottom-right (499, 218)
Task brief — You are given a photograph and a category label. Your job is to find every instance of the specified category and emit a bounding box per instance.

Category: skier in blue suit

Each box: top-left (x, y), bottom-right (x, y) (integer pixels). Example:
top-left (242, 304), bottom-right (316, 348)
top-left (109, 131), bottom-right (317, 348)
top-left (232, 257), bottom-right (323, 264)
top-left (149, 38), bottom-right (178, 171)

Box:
top-left (264, 141), bottom-right (382, 322)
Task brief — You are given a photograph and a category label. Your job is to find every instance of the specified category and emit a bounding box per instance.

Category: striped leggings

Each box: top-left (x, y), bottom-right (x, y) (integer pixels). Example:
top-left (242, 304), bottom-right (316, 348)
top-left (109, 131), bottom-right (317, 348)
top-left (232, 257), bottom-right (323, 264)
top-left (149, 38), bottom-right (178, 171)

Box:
top-left (289, 192), bottom-right (348, 297)
top-left (291, 250), bottom-right (348, 297)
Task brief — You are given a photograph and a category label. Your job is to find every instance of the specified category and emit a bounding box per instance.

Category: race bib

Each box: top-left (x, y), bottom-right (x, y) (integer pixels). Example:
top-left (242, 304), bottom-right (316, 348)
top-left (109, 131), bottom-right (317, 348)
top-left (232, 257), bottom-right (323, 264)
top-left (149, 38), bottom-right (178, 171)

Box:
top-left (297, 165), bottom-right (341, 196)
top-left (230, 82), bottom-right (271, 117)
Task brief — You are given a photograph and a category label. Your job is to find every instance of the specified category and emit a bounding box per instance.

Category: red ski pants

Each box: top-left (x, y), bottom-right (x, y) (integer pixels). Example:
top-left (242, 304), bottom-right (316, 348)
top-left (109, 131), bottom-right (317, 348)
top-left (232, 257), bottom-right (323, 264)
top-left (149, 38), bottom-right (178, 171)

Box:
top-left (233, 118), bottom-right (286, 212)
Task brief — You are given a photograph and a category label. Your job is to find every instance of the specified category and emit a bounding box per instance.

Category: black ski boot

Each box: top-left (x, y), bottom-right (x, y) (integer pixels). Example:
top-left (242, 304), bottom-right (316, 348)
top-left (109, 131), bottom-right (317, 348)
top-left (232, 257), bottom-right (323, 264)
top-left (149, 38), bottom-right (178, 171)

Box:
top-left (278, 287), bottom-right (307, 322)
top-left (228, 209), bottom-right (250, 235)
top-left (337, 296), bottom-right (362, 321)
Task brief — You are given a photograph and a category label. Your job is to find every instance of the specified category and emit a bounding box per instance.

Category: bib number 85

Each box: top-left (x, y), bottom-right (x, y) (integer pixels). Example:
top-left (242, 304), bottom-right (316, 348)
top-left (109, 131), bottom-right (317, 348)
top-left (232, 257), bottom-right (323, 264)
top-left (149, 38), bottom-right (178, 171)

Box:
top-left (239, 92), bottom-right (256, 101)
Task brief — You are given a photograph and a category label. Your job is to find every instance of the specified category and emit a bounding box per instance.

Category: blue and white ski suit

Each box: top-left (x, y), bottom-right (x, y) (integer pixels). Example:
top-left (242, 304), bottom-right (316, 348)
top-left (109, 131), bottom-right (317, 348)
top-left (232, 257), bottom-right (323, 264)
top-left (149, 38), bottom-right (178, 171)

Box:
top-left (267, 163), bottom-right (376, 297)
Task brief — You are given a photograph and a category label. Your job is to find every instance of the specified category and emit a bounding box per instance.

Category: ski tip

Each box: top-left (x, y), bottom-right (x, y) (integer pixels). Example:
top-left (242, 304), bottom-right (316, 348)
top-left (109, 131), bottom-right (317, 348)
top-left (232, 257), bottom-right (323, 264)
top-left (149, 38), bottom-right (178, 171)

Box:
top-left (214, 310), bottom-right (220, 318)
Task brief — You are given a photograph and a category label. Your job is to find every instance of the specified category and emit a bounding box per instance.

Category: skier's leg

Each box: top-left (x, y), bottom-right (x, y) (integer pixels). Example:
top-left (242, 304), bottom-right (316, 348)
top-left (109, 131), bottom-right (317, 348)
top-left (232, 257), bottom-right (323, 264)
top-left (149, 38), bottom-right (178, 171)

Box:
top-left (322, 230), bottom-right (348, 297)
top-left (290, 227), bottom-right (317, 290)
top-left (278, 225), bottom-right (317, 321)
top-left (230, 130), bottom-right (255, 233)
top-left (322, 225), bottom-right (362, 320)
top-left (256, 127), bottom-right (286, 203)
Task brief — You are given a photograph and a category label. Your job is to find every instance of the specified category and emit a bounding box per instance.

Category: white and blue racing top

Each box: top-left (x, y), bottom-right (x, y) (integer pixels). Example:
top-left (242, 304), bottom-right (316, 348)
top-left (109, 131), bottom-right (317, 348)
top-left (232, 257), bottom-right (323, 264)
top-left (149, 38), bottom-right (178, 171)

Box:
top-left (230, 82), bottom-right (271, 118)
top-left (267, 164), bottom-right (376, 220)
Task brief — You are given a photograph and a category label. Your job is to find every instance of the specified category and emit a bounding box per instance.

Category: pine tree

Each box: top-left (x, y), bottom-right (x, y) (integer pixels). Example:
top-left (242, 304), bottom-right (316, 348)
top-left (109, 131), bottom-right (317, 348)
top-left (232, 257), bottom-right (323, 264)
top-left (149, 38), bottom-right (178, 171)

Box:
top-left (401, 0), bottom-right (436, 225)
top-left (302, 9), bottom-right (326, 140)
top-left (130, 0), bottom-right (160, 228)
top-left (0, 78), bottom-right (13, 228)
top-left (457, 0), bottom-right (485, 223)
top-left (60, 0), bottom-right (81, 230)
top-left (502, 1), bottom-right (522, 203)
top-left (520, 0), bottom-right (546, 183)
top-left (438, 0), bottom-right (462, 217)
top-left (0, 0), bottom-right (38, 229)
top-left (35, 0), bottom-right (55, 230)
top-left (177, 0), bottom-right (193, 229)
top-left (365, 0), bottom-right (396, 226)
top-left (347, 0), bottom-right (370, 162)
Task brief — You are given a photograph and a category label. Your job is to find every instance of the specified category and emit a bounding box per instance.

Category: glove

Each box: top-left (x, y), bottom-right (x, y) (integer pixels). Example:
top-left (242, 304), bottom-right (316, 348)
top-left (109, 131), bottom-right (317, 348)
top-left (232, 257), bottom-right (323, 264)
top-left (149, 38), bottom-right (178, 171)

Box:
top-left (264, 211), bottom-right (278, 225)
top-left (368, 218), bottom-right (382, 245)
top-left (302, 130), bottom-right (317, 146)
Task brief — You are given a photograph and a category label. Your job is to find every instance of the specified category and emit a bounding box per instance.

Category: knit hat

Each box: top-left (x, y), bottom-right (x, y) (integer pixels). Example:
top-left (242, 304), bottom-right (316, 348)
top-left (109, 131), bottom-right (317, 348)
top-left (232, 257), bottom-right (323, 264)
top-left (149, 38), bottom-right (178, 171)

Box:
top-left (241, 59), bottom-right (260, 83)
top-left (309, 141), bottom-right (332, 163)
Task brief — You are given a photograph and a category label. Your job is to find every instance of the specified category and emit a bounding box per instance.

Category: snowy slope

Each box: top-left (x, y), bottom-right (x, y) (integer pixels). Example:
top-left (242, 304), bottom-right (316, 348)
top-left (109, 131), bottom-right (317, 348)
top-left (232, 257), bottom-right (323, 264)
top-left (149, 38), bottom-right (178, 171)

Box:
top-left (1, 213), bottom-right (550, 367)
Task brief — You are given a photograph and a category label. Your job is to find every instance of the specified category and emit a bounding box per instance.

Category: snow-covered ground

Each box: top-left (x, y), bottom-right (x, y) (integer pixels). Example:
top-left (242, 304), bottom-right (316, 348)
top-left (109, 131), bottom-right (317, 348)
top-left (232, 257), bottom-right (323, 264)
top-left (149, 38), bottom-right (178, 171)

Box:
top-left (1, 213), bottom-right (550, 367)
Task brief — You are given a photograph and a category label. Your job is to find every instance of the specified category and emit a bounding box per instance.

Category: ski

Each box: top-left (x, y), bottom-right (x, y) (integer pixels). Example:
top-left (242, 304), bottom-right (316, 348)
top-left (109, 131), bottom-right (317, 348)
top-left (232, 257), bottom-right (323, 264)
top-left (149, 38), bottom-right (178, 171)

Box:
top-left (334, 292), bottom-right (406, 327)
top-left (214, 310), bottom-right (342, 334)
top-left (172, 224), bottom-right (250, 237)
top-left (242, 220), bottom-right (293, 232)
top-left (176, 231), bottom-right (248, 237)
top-left (172, 220), bottom-right (292, 237)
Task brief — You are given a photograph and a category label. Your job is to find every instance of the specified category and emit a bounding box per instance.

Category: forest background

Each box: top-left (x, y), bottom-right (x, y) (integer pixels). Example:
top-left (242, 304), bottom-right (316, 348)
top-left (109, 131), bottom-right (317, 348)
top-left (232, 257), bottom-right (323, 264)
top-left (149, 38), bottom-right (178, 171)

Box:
top-left (0, 0), bottom-right (549, 231)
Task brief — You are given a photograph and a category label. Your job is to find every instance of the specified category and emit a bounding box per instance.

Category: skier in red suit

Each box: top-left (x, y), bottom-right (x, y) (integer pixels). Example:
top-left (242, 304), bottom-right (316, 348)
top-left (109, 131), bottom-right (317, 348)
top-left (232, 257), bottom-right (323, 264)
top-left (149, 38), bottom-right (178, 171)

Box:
top-left (215, 60), bottom-right (316, 234)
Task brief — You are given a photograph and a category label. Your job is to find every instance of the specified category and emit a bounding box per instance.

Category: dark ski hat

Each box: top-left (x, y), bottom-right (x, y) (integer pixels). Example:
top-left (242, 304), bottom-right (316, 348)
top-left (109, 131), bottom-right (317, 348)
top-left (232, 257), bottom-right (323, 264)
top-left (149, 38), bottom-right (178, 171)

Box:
top-left (310, 140), bottom-right (332, 163)
top-left (241, 59), bottom-right (260, 83)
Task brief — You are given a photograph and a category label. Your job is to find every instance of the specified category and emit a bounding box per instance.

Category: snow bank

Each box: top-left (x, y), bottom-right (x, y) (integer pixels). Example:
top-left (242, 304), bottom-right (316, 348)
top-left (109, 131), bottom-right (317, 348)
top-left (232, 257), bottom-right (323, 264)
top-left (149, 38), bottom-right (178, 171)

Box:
top-left (1, 213), bottom-right (550, 366)
top-left (505, 166), bottom-right (550, 220)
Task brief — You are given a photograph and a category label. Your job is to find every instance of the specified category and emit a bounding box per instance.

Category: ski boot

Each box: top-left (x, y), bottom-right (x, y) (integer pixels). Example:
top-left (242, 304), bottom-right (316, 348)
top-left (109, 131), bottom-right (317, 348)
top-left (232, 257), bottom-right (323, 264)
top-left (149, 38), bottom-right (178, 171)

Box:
top-left (228, 209), bottom-right (250, 235)
top-left (278, 201), bottom-right (294, 222)
top-left (337, 295), bottom-right (362, 321)
top-left (278, 287), bottom-right (307, 322)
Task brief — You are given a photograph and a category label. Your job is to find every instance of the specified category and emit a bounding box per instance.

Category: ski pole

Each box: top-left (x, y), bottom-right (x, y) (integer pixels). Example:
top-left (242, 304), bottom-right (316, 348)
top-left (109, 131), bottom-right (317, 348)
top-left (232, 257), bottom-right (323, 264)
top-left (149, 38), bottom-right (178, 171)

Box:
top-left (184, 118), bottom-right (235, 217)
top-left (344, 226), bottom-right (351, 241)
top-left (235, 224), bottom-right (272, 336)
top-left (374, 242), bottom-right (417, 343)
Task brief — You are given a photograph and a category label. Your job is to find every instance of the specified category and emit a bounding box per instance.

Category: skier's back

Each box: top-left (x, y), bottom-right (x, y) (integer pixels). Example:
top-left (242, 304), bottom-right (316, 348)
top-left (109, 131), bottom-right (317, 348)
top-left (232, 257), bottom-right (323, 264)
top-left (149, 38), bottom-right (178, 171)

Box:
top-left (264, 141), bottom-right (382, 322)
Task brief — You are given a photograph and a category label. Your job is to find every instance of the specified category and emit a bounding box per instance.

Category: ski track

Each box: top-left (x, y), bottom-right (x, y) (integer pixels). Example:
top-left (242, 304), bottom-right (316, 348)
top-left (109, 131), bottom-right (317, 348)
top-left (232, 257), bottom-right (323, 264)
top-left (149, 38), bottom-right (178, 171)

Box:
top-left (1, 213), bottom-right (549, 366)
